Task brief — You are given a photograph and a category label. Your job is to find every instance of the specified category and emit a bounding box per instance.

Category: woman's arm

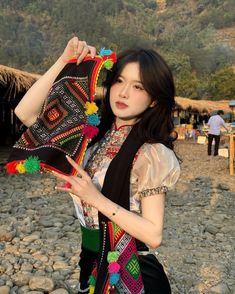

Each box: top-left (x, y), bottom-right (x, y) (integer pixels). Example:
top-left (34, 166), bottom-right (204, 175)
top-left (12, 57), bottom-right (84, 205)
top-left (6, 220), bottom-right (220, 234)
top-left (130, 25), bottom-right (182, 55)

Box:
top-left (53, 157), bottom-right (165, 249)
top-left (96, 191), bottom-right (165, 249)
top-left (15, 37), bottom-right (96, 127)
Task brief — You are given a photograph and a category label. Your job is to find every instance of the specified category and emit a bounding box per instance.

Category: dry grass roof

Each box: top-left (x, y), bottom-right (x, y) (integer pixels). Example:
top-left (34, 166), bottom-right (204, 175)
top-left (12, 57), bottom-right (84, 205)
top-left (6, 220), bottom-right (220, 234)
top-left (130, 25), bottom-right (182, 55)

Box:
top-left (175, 96), bottom-right (232, 113)
top-left (0, 64), bottom-right (40, 101)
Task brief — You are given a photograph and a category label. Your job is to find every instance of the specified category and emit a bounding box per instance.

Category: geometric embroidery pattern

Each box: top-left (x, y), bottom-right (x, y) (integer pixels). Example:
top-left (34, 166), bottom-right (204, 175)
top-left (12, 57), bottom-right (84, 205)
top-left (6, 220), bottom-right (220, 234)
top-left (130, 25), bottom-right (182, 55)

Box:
top-left (125, 253), bottom-right (141, 280)
top-left (108, 222), bottom-right (144, 294)
top-left (15, 76), bottom-right (88, 155)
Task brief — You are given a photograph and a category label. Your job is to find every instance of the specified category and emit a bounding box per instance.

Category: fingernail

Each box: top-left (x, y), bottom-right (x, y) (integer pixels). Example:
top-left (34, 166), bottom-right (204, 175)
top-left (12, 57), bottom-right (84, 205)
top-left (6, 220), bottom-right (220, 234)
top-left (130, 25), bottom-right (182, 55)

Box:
top-left (63, 182), bottom-right (72, 188)
top-left (55, 186), bottom-right (57, 189)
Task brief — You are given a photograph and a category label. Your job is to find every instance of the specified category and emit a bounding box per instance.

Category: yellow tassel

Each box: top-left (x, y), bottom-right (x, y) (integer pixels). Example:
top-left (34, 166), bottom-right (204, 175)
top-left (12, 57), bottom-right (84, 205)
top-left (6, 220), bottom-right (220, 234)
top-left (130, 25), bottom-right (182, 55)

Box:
top-left (16, 162), bottom-right (26, 174)
top-left (88, 285), bottom-right (95, 294)
top-left (85, 102), bottom-right (98, 115)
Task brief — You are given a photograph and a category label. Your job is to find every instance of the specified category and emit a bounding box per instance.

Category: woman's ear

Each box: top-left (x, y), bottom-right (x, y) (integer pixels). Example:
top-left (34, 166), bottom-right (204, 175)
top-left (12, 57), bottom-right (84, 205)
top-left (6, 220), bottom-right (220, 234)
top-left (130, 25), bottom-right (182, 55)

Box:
top-left (149, 101), bottom-right (157, 108)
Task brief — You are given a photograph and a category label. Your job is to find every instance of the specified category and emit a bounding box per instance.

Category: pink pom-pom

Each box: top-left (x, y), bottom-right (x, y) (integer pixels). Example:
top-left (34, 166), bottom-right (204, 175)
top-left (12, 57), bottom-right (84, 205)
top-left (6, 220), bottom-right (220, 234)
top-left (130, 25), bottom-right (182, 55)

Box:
top-left (108, 262), bottom-right (120, 273)
top-left (82, 125), bottom-right (99, 139)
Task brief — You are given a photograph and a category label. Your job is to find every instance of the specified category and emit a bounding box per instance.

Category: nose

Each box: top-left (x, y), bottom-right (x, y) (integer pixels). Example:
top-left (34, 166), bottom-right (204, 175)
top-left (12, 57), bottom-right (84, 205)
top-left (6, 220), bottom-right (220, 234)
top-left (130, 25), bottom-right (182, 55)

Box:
top-left (119, 84), bottom-right (129, 99)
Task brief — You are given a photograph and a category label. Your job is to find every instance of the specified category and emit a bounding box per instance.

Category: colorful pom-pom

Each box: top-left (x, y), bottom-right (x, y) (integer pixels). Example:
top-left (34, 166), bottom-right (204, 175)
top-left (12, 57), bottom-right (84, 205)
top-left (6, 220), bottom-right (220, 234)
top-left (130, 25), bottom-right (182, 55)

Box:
top-left (110, 273), bottom-right (120, 286)
top-left (88, 275), bottom-right (96, 286)
top-left (24, 156), bottom-right (41, 173)
top-left (91, 267), bottom-right (97, 276)
top-left (99, 48), bottom-right (113, 57)
top-left (88, 285), bottom-right (95, 294)
top-left (5, 161), bottom-right (17, 174)
top-left (108, 262), bottom-right (121, 273)
top-left (82, 125), bottom-right (99, 139)
top-left (85, 102), bottom-right (98, 115)
top-left (107, 251), bottom-right (119, 263)
top-left (87, 114), bottom-right (100, 126)
top-left (15, 162), bottom-right (26, 174)
top-left (104, 60), bottom-right (114, 70)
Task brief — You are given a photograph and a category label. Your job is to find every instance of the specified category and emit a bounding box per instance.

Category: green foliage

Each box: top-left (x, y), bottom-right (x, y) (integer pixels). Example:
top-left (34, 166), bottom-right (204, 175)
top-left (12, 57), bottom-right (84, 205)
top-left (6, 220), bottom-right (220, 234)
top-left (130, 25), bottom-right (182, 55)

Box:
top-left (208, 66), bottom-right (235, 100)
top-left (0, 0), bottom-right (234, 99)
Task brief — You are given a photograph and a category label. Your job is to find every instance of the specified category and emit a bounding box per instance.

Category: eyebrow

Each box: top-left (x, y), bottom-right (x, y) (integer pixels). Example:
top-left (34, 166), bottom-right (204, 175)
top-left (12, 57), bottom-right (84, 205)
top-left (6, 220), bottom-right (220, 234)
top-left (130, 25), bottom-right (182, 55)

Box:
top-left (119, 74), bottom-right (142, 84)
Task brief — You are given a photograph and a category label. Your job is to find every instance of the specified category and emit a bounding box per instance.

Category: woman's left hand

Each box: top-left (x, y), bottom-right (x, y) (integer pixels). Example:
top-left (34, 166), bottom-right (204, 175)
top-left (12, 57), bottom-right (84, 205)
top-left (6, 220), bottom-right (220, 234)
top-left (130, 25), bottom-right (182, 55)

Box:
top-left (52, 156), bottom-right (100, 205)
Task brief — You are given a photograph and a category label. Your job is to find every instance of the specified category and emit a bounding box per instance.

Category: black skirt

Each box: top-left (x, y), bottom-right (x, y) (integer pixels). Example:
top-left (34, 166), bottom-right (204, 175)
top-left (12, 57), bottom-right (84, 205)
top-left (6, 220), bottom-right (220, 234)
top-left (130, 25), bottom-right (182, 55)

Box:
top-left (139, 254), bottom-right (171, 294)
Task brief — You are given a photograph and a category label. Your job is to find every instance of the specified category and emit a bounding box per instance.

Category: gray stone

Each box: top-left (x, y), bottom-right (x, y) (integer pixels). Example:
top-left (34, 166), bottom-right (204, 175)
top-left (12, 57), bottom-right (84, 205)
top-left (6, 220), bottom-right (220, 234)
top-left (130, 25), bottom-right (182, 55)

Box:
top-left (217, 183), bottom-right (230, 191)
top-left (0, 227), bottom-right (14, 241)
top-left (0, 286), bottom-right (10, 294)
top-left (22, 233), bottom-right (41, 243)
top-left (209, 282), bottom-right (231, 293)
top-left (12, 272), bottom-right (32, 286)
top-left (29, 276), bottom-right (54, 292)
top-left (38, 217), bottom-right (54, 227)
top-left (204, 224), bottom-right (220, 235)
top-left (50, 289), bottom-right (69, 294)
top-left (53, 261), bottom-right (72, 271)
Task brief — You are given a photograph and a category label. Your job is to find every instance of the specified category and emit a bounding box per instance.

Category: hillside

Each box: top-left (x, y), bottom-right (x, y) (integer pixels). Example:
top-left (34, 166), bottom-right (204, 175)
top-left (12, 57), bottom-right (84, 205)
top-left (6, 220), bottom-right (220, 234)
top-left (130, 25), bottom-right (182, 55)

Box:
top-left (0, 0), bottom-right (235, 100)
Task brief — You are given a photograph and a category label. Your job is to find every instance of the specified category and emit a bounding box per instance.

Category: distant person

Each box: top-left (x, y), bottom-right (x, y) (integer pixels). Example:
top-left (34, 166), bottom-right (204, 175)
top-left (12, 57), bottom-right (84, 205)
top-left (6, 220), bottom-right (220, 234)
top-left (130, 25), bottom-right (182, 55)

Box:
top-left (207, 110), bottom-right (229, 156)
top-left (192, 119), bottom-right (199, 142)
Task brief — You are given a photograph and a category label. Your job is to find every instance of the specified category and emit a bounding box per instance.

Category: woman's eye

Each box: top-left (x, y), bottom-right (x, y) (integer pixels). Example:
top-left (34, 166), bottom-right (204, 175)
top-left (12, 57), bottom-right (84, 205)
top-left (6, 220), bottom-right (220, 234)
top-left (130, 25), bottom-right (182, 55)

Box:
top-left (134, 85), bottom-right (144, 90)
top-left (116, 78), bottom-right (123, 83)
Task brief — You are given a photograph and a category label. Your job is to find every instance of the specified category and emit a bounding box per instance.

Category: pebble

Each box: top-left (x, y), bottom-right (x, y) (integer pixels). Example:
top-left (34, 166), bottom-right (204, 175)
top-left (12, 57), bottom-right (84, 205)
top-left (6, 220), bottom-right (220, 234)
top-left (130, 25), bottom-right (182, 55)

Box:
top-left (0, 141), bottom-right (234, 293)
top-left (209, 282), bottom-right (231, 293)
top-left (29, 276), bottom-right (54, 292)
top-left (0, 286), bottom-right (10, 294)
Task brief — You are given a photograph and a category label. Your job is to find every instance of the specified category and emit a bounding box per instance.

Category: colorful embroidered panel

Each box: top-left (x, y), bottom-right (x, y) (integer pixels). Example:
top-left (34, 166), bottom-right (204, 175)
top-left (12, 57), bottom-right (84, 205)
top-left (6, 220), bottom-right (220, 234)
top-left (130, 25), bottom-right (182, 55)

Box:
top-left (108, 222), bottom-right (145, 294)
top-left (6, 52), bottom-right (116, 175)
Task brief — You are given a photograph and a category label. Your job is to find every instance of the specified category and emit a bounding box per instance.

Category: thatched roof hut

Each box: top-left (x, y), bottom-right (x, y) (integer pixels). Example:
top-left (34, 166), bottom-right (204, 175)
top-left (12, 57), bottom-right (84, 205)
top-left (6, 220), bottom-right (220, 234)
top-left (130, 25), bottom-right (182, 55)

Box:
top-left (175, 96), bottom-right (231, 114)
top-left (0, 64), bottom-right (40, 102)
top-left (0, 65), bottom-right (40, 145)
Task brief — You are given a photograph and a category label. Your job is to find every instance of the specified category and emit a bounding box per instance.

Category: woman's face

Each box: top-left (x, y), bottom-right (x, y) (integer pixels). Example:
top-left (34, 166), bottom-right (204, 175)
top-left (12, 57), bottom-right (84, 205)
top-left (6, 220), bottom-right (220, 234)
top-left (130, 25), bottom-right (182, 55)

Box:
top-left (110, 62), bottom-right (152, 128)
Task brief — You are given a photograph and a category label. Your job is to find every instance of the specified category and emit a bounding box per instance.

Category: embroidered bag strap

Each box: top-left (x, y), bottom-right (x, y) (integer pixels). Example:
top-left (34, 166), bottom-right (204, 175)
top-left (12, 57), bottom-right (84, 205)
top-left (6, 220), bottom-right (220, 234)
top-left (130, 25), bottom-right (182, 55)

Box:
top-left (93, 125), bottom-right (145, 294)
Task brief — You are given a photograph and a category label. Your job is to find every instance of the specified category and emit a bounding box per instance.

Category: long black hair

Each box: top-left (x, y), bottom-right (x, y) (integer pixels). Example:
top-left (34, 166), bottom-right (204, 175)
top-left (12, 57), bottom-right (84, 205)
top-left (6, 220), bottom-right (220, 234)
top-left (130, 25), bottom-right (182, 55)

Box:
top-left (93, 48), bottom-right (176, 149)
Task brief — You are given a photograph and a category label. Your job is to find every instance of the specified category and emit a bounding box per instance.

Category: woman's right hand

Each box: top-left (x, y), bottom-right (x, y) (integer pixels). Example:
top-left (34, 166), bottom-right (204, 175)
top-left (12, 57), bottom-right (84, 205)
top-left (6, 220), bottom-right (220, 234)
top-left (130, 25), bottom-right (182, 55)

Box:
top-left (61, 36), bottom-right (97, 65)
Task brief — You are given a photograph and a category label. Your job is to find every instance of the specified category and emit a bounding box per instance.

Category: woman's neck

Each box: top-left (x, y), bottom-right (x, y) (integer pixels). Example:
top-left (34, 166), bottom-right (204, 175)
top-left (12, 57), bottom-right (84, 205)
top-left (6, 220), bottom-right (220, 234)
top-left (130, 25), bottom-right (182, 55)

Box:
top-left (115, 117), bottom-right (137, 129)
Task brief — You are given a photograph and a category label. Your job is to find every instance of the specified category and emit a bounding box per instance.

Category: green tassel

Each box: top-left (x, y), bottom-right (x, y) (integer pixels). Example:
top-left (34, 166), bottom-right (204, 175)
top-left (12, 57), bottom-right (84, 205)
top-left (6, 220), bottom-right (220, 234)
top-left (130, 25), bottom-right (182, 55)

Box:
top-left (104, 60), bottom-right (114, 70)
top-left (24, 156), bottom-right (41, 173)
top-left (88, 275), bottom-right (96, 286)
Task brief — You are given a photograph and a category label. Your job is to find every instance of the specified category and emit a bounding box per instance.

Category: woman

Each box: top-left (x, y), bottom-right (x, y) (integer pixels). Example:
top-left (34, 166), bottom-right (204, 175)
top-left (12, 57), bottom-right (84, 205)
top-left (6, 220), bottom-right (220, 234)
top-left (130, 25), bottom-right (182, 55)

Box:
top-left (15, 37), bottom-right (180, 293)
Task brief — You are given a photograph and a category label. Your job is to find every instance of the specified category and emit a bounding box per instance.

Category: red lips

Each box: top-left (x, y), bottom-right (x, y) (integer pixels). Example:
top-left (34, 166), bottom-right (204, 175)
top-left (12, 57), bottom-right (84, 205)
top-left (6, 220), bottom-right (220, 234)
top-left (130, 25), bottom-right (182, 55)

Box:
top-left (115, 102), bottom-right (128, 109)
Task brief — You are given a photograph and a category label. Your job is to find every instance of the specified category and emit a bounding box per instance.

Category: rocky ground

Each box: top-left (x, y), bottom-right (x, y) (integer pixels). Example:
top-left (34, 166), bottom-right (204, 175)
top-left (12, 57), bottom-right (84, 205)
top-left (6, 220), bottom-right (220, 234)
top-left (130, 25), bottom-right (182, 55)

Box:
top-left (0, 141), bottom-right (234, 294)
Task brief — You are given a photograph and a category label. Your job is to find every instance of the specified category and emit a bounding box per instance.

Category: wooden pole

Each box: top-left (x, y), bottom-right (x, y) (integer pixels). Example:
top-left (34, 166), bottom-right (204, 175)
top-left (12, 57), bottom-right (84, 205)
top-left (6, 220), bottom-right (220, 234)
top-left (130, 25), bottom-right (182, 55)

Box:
top-left (229, 134), bottom-right (234, 176)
